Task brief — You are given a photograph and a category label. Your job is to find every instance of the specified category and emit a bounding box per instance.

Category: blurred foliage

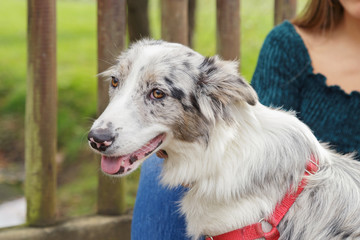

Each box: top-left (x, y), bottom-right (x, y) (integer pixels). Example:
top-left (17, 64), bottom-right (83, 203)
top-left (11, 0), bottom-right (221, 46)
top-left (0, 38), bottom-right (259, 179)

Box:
top-left (0, 0), bottom-right (307, 217)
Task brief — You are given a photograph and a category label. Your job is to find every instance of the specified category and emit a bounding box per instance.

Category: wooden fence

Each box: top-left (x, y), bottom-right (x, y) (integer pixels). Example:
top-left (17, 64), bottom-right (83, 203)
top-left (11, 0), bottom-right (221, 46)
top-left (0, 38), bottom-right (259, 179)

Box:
top-left (0, 0), bottom-right (296, 239)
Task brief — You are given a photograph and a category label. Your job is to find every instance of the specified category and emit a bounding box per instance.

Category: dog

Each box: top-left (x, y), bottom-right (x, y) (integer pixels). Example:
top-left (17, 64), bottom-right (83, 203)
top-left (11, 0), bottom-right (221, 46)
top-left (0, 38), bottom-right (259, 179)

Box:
top-left (88, 39), bottom-right (360, 239)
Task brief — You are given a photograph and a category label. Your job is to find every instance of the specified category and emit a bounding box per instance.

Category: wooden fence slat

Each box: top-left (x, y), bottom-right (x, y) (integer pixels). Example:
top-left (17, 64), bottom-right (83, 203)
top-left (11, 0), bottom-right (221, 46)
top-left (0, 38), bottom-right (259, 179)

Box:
top-left (161, 0), bottom-right (189, 45)
top-left (188, 0), bottom-right (196, 47)
top-left (216, 0), bottom-right (240, 61)
top-left (25, 0), bottom-right (57, 226)
top-left (274, 0), bottom-right (297, 25)
top-left (128, 0), bottom-right (150, 43)
top-left (97, 0), bottom-right (127, 215)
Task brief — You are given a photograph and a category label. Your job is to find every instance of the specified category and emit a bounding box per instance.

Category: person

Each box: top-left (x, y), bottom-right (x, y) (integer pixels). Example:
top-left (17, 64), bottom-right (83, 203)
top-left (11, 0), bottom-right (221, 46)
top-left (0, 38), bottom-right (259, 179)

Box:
top-left (252, 0), bottom-right (360, 159)
top-left (131, 0), bottom-right (360, 239)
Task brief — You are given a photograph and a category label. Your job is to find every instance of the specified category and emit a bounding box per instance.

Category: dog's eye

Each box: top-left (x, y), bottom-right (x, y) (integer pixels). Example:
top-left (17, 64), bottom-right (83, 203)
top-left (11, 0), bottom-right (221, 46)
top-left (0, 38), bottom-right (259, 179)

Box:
top-left (111, 76), bottom-right (119, 88)
top-left (150, 89), bottom-right (165, 99)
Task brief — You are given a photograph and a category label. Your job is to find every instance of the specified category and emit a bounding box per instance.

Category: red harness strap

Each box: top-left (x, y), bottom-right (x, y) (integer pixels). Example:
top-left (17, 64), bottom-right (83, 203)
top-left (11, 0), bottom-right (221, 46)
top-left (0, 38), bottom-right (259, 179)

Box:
top-left (206, 156), bottom-right (319, 240)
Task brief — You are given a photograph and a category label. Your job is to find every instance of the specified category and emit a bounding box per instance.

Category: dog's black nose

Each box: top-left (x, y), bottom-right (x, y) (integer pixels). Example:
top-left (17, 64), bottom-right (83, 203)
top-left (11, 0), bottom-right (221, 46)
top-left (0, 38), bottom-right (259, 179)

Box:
top-left (88, 128), bottom-right (115, 152)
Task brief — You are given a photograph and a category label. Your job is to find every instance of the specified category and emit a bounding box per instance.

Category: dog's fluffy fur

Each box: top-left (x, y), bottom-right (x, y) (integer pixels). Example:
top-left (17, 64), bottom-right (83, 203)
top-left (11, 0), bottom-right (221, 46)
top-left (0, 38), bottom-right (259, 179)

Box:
top-left (89, 40), bottom-right (360, 239)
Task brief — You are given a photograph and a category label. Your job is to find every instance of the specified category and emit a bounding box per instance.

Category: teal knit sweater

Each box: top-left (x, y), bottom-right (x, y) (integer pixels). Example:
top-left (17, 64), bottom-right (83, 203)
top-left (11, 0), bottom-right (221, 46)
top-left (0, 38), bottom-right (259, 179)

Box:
top-left (251, 21), bottom-right (360, 160)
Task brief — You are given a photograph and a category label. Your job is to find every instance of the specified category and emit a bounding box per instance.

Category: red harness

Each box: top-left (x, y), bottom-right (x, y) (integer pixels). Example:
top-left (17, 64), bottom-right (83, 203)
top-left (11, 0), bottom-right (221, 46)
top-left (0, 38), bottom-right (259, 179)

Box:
top-left (205, 156), bottom-right (319, 240)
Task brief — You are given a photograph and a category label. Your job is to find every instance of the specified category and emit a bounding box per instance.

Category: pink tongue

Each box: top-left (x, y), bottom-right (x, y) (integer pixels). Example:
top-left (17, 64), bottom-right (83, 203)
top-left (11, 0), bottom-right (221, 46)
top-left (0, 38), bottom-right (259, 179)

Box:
top-left (100, 134), bottom-right (166, 175)
top-left (101, 156), bottom-right (124, 174)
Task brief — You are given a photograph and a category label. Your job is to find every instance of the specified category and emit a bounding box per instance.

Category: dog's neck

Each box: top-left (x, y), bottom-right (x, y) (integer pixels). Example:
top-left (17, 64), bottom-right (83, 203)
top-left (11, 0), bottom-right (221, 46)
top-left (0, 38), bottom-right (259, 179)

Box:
top-left (161, 103), bottom-right (323, 239)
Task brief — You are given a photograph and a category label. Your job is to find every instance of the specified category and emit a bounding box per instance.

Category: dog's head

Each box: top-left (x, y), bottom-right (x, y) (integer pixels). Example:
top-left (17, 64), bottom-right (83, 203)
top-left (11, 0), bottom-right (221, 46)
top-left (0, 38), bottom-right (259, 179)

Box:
top-left (88, 39), bottom-right (258, 177)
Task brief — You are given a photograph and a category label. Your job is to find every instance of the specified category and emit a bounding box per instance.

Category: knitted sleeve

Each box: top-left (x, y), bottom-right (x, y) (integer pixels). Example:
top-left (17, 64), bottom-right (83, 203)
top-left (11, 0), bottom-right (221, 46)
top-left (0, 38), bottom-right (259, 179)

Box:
top-left (251, 21), bottom-right (310, 112)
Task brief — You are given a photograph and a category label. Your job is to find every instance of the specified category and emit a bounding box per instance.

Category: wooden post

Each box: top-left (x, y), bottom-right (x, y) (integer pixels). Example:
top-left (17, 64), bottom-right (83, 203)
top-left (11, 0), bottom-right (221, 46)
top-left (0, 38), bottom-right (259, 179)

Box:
top-left (161, 0), bottom-right (189, 45)
top-left (188, 0), bottom-right (196, 47)
top-left (216, 0), bottom-right (240, 61)
top-left (97, 0), bottom-right (127, 215)
top-left (274, 0), bottom-right (297, 25)
top-left (25, 0), bottom-right (57, 226)
top-left (128, 0), bottom-right (150, 43)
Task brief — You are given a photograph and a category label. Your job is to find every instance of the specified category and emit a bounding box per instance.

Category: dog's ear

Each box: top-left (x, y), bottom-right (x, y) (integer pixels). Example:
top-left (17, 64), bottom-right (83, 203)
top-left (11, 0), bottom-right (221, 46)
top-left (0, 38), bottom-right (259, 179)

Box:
top-left (195, 56), bottom-right (258, 122)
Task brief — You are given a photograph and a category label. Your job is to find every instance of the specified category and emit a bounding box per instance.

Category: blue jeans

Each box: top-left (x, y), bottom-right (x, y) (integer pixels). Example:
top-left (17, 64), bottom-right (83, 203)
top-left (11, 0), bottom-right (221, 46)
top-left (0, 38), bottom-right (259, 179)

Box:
top-left (132, 155), bottom-right (195, 240)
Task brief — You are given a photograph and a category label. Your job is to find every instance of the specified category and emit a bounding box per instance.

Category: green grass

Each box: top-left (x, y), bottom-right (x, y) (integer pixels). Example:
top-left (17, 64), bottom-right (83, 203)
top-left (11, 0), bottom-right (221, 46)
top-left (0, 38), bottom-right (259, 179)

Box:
top-left (0, 0), bottom-right (306, 218)
top-left (57, 155), bottom-right (98, 218)
top-left (0, 0), bottom-right (27, 115)
top-left (56, 0), bottom-right (97, 159)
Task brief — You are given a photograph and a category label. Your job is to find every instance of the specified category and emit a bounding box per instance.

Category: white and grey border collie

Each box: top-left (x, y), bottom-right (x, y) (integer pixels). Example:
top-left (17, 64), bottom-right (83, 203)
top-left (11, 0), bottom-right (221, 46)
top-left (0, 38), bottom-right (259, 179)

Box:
top-left (88, 40), bottom-right (360, 239)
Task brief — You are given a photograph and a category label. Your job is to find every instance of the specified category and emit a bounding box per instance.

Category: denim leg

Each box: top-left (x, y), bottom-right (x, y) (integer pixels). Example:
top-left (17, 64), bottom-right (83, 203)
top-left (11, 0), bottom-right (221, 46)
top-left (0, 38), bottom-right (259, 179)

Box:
top-left (131, 155), bottom-right (192, 240)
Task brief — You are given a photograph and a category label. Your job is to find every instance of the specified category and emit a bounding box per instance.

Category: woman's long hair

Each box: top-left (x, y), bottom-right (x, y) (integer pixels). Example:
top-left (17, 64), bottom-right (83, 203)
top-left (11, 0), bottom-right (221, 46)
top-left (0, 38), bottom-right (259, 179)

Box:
top-left (292, 0), bottom-right (344, 31)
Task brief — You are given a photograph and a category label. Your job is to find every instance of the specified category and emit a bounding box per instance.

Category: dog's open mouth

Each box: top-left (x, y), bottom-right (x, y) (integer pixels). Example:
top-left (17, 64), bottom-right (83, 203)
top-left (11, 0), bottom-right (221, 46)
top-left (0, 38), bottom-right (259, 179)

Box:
top-left (101, 133), bottom-right (166, 175)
